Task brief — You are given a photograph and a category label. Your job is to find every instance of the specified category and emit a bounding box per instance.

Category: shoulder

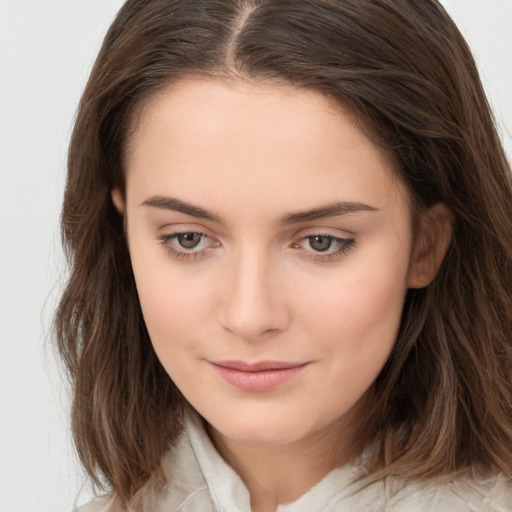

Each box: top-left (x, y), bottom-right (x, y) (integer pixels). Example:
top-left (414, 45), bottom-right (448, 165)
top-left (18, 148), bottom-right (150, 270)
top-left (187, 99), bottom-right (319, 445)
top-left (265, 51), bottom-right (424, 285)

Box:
top-left (387, 472), bottom-right (512, 512)
top-left (72, 421), bottom-right (213, 512)
top-left (74, 495), bottom-right (115, 512)
top-left (155, 420), bottom-right (213, 510)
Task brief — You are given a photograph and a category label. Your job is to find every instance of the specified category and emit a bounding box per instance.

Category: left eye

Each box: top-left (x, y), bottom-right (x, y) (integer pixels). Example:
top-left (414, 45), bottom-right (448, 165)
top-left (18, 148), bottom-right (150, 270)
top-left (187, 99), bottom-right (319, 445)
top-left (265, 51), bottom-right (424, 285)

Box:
top-left (294, 234), bottom-right (354, 256)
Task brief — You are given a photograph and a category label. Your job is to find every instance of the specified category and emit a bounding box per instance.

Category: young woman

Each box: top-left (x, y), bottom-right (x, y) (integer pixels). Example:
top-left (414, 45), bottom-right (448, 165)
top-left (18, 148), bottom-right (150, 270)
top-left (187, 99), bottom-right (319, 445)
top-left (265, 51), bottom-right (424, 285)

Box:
top-left (56, 1), bottom-right (512, 510)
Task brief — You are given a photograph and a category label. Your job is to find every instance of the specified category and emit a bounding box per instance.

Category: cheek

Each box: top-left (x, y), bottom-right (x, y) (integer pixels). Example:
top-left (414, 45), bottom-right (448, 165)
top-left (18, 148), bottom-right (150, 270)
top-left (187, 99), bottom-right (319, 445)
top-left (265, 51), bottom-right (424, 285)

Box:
top-left (299, 245), bottom-right (410, 371)
top-left (296, 283), bottom-right (407, 423)
top-left (136, 273), bottom-right (212, 350)
top-left (128, 240), bottom-right (216, 359)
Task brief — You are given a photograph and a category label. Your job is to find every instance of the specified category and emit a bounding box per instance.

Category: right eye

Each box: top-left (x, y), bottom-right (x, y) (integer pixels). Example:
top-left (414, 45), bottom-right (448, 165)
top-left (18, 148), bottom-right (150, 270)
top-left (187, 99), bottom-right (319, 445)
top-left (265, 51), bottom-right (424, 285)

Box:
top-left (157, 231), bottom-right (219, 260)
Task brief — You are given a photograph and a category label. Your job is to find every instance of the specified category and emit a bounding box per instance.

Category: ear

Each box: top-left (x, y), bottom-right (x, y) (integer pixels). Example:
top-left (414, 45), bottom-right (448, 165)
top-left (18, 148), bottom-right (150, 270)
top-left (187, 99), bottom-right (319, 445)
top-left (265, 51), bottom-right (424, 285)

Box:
top-left (111, 188), bottom-right (125, 214)
top-left (407, 203), bottom-right (453, 289)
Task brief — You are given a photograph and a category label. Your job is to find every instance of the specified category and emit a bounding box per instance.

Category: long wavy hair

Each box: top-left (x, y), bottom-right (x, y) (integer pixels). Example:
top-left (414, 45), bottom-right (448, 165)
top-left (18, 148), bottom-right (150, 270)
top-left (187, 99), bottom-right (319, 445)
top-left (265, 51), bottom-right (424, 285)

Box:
top-left (55, 0), bottom-right (512, 508)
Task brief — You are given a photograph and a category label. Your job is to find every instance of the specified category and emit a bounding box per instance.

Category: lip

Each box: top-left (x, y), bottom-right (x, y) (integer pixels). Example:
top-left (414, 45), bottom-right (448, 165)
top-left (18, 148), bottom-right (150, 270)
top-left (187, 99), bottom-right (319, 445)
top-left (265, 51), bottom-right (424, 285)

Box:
top-left (210, 360), bottom-right (309, 392)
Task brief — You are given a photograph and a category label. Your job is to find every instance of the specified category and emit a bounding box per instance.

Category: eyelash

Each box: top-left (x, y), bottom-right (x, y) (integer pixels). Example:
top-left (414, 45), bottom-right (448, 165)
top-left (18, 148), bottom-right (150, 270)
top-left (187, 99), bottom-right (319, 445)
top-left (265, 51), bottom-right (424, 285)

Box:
top-left (157, 231), bottom-right (355, 262)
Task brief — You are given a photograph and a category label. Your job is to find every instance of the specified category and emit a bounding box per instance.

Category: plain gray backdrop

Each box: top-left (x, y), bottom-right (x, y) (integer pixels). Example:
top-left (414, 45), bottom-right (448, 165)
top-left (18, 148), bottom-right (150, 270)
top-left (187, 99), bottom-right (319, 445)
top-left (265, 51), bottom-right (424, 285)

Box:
top-left (0, 1), bottom-right (510, 511)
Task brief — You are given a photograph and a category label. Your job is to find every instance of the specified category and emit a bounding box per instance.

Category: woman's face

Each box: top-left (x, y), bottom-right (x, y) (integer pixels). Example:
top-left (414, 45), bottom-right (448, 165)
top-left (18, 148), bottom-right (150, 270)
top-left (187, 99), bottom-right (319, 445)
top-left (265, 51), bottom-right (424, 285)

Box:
top-left (118, 78), bottom-right (422, 448)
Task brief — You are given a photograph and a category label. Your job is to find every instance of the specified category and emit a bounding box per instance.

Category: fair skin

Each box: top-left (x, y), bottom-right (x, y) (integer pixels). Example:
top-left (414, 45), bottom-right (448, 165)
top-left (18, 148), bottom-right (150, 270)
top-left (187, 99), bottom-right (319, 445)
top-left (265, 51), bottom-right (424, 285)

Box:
top-left (113, 78), bottom-right (451, 512)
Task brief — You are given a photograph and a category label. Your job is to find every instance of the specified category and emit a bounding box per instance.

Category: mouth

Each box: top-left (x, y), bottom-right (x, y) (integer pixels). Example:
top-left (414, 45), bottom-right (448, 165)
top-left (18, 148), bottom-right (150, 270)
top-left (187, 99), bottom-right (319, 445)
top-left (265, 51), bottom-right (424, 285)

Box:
top-left (209, 360), bottom-right (309, 392)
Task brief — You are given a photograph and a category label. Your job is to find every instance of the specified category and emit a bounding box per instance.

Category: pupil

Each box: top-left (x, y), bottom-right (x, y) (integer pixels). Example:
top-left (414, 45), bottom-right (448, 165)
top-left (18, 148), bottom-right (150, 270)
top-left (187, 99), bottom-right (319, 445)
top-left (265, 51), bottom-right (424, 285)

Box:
top-left (310, 235), bottom-right (332, 252)
top-left (178, 232), bottom-right (201, 249)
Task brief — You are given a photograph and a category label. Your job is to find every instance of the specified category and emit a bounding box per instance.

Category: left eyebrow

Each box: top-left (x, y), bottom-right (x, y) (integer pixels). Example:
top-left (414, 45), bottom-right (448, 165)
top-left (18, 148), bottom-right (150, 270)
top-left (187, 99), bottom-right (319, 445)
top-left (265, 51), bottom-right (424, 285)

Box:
top-left (280, 201), bottom-right (378, 225)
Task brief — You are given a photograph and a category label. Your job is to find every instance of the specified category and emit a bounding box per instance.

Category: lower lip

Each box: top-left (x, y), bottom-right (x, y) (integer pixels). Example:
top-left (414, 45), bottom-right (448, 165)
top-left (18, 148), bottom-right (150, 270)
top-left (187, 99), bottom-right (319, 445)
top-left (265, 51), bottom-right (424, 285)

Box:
top-left (211, 363), bottom-right (308, 392)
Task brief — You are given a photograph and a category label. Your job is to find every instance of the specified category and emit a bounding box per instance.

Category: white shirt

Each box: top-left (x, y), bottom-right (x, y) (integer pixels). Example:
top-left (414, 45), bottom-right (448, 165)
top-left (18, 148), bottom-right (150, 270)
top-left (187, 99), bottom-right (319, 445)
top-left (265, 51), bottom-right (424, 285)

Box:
top-left (77, 412), bottom-right (512, 511)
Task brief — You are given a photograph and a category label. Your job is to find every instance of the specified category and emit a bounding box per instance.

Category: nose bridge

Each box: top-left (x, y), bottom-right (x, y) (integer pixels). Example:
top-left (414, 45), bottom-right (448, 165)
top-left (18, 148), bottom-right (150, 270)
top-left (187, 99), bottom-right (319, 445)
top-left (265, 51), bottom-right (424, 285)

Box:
top-left (220, 242), bottom-right (288, 340)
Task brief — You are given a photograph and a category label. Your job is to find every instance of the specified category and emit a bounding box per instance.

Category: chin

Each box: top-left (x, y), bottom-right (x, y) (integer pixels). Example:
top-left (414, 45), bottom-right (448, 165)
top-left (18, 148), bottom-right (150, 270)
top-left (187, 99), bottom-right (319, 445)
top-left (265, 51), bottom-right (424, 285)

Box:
top-left (205, 409), bottom-right (320, 447)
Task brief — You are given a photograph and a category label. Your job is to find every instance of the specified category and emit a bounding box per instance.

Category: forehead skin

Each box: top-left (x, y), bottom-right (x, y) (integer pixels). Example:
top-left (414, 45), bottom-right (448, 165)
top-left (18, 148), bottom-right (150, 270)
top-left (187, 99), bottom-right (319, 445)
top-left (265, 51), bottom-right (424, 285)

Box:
top-left (124, 79), bottom-right (409, 230)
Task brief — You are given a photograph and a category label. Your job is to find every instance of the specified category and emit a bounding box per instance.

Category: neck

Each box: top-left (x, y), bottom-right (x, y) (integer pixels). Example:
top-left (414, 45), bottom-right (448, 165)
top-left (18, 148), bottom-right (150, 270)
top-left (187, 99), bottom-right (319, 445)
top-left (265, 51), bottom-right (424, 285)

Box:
top-left (207, 420), bottom-right (363, 512)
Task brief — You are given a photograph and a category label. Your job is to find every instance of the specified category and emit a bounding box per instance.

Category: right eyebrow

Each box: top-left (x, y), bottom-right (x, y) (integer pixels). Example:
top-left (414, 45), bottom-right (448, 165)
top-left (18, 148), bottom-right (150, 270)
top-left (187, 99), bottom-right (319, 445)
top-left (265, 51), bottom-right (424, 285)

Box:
top-left (279, 201), bottom-right (378, 226)
top-left (140, 195), bottom-right (224, 224)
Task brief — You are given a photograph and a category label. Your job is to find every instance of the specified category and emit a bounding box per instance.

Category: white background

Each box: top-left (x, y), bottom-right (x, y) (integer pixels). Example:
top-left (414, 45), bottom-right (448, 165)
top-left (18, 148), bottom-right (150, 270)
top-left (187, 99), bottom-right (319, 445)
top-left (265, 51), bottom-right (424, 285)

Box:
top-left (0, 1), bottom-right (510, 511)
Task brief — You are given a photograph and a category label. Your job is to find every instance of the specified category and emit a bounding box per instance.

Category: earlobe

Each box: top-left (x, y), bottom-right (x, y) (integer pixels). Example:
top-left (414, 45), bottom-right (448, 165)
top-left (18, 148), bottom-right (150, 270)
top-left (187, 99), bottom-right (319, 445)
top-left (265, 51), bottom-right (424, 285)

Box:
top-left (111, 188), bottom-right (125, 214)
top-left (407, 203), bottom-right (453, 289)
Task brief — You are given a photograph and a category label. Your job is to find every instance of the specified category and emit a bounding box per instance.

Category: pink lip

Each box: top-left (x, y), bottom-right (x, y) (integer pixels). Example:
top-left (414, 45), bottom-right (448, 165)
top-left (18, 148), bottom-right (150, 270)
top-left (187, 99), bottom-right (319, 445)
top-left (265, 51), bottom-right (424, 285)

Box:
top-left (210, 360), bottom-right (309, 392)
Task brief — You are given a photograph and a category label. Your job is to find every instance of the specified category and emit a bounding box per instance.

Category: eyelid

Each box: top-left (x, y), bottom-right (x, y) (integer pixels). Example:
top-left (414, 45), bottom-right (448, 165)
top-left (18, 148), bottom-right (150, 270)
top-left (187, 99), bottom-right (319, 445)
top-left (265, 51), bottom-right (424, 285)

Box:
top-left (158, 222), bottom-right (218, 236)
top-left (293, 224), bottom-right (356, 237)
top-left (291, 225), bottom-right (355, 244)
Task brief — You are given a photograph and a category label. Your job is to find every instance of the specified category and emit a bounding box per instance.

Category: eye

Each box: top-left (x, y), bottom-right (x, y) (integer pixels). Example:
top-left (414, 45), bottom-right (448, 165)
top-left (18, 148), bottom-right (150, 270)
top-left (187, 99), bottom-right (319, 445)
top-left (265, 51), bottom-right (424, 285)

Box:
top-left (292, 233), bottom-right (355, 261)
top-left (157, 231), bottom-right (219, 260)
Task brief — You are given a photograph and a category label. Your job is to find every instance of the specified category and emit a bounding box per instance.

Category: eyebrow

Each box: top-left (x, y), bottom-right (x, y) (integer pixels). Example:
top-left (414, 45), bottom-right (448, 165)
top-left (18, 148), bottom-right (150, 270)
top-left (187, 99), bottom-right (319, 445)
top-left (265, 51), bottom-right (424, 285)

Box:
top-left (141, 196), bottom-right (223, 223)
top-left (141, 195), bottom-right (378, 225)
top-left (280, 201), bottom-right (378, 225)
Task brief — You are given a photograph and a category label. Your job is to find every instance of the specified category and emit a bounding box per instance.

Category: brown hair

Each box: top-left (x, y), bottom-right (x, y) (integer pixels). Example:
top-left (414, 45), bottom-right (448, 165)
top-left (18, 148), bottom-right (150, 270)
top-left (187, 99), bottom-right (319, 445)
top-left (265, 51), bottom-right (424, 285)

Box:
top-left (55, 0), bottom-right (512, 508)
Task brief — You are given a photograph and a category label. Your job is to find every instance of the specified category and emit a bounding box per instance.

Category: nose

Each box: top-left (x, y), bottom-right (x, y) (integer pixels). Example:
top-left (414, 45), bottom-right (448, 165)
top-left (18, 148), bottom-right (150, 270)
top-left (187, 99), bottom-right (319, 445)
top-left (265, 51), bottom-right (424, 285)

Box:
top-left (218, 248), bottom-right (290, 342)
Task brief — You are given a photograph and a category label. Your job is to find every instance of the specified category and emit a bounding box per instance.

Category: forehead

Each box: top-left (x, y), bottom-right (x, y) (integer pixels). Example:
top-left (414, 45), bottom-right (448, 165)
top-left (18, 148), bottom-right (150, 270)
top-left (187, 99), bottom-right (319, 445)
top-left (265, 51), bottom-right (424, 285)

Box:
top-left (124, 78), bottom-right (407, 218)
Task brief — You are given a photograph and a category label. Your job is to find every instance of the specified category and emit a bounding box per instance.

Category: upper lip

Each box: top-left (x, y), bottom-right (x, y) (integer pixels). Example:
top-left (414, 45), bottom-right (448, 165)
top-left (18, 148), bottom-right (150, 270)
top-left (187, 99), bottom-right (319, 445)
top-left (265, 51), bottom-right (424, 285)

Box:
top-left (210, 360), bottom-right (308, 372)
